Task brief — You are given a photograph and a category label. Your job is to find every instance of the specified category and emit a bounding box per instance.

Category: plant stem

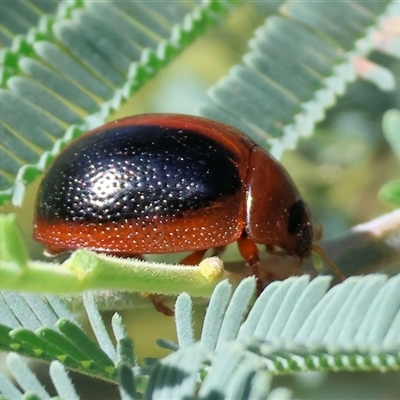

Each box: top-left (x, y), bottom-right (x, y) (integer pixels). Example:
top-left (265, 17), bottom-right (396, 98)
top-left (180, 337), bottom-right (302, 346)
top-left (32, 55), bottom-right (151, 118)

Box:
top-left (0, 251), bottom-right (227, 297)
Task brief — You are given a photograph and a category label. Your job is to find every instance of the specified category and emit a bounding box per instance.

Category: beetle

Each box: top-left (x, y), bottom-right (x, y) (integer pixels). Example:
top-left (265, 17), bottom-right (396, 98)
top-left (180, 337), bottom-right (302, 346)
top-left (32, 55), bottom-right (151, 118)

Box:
top-left (33, 113), bottom-right (314, 262)
top-left (33, 114), bottom-right (342, 309)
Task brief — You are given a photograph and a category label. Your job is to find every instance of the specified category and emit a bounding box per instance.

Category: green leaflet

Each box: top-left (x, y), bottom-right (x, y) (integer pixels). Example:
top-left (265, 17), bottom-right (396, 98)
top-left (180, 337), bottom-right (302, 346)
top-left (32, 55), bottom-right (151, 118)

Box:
top-left (0, 0), bottom-right (235, 205)
top-left (199, 1), bottom-right (393, 158)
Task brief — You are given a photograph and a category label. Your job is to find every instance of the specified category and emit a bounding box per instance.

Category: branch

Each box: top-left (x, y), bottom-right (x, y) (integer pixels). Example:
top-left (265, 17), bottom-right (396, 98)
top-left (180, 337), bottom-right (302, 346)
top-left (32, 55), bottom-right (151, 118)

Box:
top-left (322, 208), bottom-right (400, 277)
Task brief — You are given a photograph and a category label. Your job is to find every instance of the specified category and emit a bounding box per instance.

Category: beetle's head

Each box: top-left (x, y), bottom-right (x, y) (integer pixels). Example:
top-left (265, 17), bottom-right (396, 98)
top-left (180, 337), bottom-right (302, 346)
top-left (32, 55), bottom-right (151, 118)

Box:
top-left (285, 199), bottom-right (313, 259)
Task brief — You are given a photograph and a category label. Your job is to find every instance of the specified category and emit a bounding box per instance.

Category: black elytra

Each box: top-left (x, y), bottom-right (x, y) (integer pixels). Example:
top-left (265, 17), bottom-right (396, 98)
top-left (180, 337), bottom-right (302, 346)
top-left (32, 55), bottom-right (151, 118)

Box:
top-left (35, 125), bottom-right (242, 223)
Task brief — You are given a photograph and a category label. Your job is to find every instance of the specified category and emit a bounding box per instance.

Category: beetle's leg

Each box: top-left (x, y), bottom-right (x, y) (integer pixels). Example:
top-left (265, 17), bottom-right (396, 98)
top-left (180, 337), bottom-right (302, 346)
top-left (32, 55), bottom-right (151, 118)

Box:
top-left (211, 245), bottom-right (226, 257)
top-left (237, 235), bottom-right (260, 266)
top-left (141, 293), bottom-right (174, 316)
top-left (179, 249), bottom-right (208, 265)
top-left (150, 294), bottom-right (175, 317)
top-left (237, 234), bottom-right (263, 293)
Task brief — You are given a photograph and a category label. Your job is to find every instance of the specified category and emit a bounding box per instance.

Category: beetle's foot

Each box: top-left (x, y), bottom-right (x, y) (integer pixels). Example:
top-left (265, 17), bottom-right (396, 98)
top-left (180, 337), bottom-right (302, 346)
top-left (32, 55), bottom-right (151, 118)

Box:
top-left (179, 249), bottom-right (208, 265)
top-left (237, 235), bottom-right (260, 266)
top-left (237, 235), bottom-right (263, 293)
top-left (150, 294), bottom-right (174, 317)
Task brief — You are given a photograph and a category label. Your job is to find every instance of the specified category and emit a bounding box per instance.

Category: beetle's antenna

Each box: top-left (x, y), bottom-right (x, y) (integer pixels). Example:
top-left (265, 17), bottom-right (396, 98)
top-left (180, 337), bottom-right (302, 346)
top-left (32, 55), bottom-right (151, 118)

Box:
top-left (312, 244), bottom-right (345, 282)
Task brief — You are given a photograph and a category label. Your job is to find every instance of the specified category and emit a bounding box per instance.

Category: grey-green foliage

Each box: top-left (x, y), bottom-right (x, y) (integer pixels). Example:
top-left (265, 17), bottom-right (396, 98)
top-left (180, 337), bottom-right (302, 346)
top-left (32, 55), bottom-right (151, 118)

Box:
top-left (0, 291), bottom-right (135, 398)
top-left (147, 274), bottom-right (400, 399)
top-left (200, 0), bottom-right (395, 158)
top-left (2, 274), bottom-right (400, 398)
top-left (0, 0), bottom-right (233, 204)
top-left (0, 291), bottom-right (121, 382)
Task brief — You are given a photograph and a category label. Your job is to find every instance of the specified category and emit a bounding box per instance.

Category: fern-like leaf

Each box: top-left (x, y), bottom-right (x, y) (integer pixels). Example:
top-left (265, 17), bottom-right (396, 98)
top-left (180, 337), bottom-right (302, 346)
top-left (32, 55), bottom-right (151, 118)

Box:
top-left (0, 356), bottom-right (79, 400)
top-left (0, 291), bottom-right (135, 383)
top-left (199, 0), bottom-right (394, 158)
top-left (145, 274), bottom-right (400, 397)
top-left (0, 0), bottom-right (236, 205)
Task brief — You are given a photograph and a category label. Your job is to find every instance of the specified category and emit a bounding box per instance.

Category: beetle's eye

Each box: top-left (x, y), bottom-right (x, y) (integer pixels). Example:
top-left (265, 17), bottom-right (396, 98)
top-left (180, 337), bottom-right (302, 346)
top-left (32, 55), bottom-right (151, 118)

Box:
top-left (287, 199), bottom-right (313, 257)
top-left (287, 200), bottom-right (307, 235)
